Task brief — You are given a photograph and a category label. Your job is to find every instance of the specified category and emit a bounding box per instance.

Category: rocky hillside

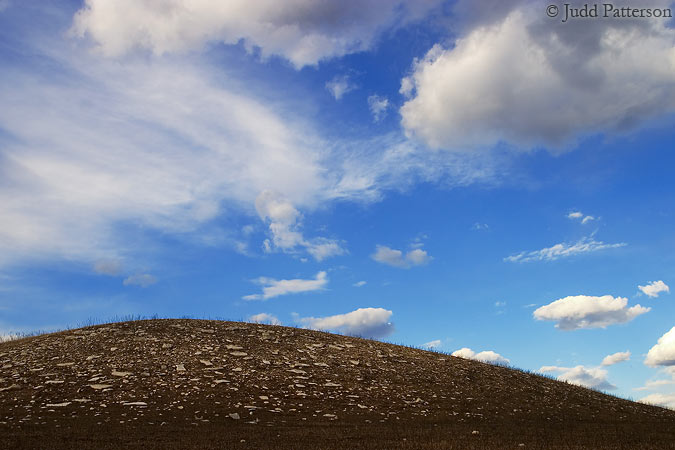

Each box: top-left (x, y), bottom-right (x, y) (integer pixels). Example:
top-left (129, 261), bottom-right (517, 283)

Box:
top-left (1, 319), bottom-right (674, 449)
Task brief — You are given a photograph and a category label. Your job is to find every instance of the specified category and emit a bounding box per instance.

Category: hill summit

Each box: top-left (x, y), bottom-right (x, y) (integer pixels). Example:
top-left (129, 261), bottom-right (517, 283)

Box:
top-left (1, 319), bottom-right (673, 449)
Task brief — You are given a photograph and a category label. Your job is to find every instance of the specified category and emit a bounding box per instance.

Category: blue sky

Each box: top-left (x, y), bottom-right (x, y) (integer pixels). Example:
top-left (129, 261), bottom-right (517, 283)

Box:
top-left (1, 0), bottom-right (675, 407)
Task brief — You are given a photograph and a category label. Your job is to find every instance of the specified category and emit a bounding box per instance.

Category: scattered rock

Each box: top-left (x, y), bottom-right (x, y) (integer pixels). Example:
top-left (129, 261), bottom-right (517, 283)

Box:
top-left (112, 371), bottom-right (132, 377)
top-left (0, 384), bottom-right (21, 392)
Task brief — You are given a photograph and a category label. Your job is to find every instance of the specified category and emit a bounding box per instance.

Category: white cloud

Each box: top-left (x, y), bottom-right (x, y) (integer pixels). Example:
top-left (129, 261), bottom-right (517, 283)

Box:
top-left (255, 191), bottom-right (345, 261)
top-left (0, 9), bottom-right (505, 272)
top-left (298, 307), bottom-right (394, 338)
top-left (243, 271), bottom-right (328, 301)
top-left (422, 339), bottom-right (441, 350)
top-left (371, 245), bottom-right (431, 268)
top-left (504, 237), bottom-right (626, 263)
top-left (639, 393), bottom-right (675, 409)
top-left (451, 347), bottom-right (510, 365)
top-left (533, 295), bottom-right (650, 330)
top-left (248, 313), bottom-right (281, 326)
top-left (639, 280), bottom-right (670, 298)
top-left (601, 351), bottom-right (631, 366)
top-left (645, 326), bottom-right (675, 367)
top-left (93, 260), bottom-right (122, 276)
top-left (472, 223), bottom-right (489, 230)
top-left (353, 281), bottom-right (367, 287)
top-left (540, 365), bottom-right (616, 391)
top-left (122, 273), bottom-right (157, 288)
top-left (368, 95), bottom-right (389, 122)
top-left (326, 75), bottom-right (355, 100)
top-left (71, 0), bottom-right (442, 68)
top-left (0, 42), bottom-right (333, 268)
top-left (567, 211), bottom-right (595, 224)
top-left (400, 2), bottom-right (675, 151)
top-left (634, 379), bottom-right (675, 391)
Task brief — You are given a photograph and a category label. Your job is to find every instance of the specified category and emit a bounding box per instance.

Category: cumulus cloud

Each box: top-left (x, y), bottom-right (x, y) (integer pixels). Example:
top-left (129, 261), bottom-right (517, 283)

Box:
top-left (540, 365), bottom-right (616, 391)
top-left (640, 392), bottom-right (675, 409)
top-left (93, 260), bottom-right (123, 276)
top-left (601, 351), bottom-right (631, 366)
top-left (639, 280), bottom-right (670, 298)
top-left (645, 327), bottom-right (675, 367)
top-left (298, 307), bottom-right (394, 338)
top-left (243, 271), bottom-right (328, 301)
top-left (371, 245), bottom-right (432, 268)
top-left (422, 339), bottom-right (441, 350)
top-left (533, 295), bottom-right (650, 330)
top-left (400, 1), bottom-right (675, 151)
top-left (122, 273), bottom-right (157, 288)
top-left (368, 95), bottom-right (389, 122)
top-left (255, 191), bottom-right (345, 261)
top-left (504, 237), bottom-right (626, 263)
top-left (71, 0), bottom-right (442, 68)
top-left (451, 347), bottom-right (510, 365)
top-left (248, 313), bottom-right (281, 326)
top-left (326, 75), bottom-right (356, 100)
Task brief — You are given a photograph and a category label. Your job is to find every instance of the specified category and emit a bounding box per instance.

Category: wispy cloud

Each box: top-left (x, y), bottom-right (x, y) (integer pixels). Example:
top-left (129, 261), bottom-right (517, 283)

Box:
top-left (353, 281), bottom-right (367, 287)
top-left (243, 271), bottom-right (328, 301)
top-left (326, 75), bottom-right (356, 100)
top-left (368, 94), bottom-right (389, 122)
top-left (123, 273), bottom-right (157, 288)
top-left (298, 307), bottom-right (394, 338)
top-left (567, 211), bottom-right (595, 224)
top-left (505, 237), bottom-right (626, 263)
top-left (93, 260), bottom-right (123, 276)
top-left (534, 295), bottom-right (649, 330)
top-left (634, 379), bottom-right (675, 392)
top-left (371, 245), bottom-right (432, 268)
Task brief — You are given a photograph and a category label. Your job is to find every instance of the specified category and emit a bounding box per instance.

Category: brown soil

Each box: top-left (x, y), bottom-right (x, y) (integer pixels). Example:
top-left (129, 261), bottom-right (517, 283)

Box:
top-left (1, 319), bottom-right (673, 449)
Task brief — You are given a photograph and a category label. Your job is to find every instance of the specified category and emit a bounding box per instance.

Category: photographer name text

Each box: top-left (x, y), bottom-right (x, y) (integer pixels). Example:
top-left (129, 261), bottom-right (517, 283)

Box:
top-left (546, 3), bottom-right (673, 22)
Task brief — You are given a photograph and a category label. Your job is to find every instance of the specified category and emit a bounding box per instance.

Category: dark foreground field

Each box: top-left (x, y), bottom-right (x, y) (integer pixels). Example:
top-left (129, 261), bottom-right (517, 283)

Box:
top-left (1, 319), bottom-right (674, 449)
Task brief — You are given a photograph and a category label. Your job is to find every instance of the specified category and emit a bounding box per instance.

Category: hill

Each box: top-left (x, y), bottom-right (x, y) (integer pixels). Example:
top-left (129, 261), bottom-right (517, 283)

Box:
top-left (1, 319), bottom-right (673, 449)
